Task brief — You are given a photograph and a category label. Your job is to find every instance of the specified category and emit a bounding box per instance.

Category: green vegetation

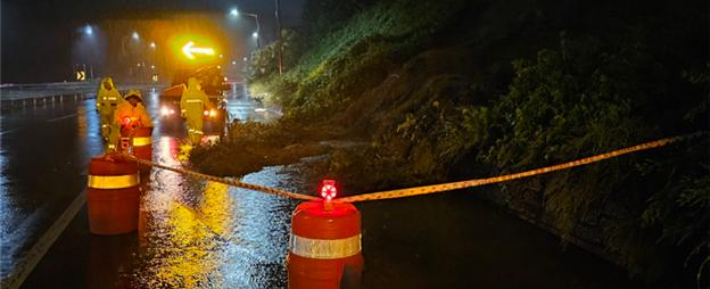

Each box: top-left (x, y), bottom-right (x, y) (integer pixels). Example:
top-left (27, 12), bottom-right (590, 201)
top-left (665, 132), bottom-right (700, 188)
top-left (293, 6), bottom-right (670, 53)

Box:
top-left (192, 0), bottom-right (708, 285)
top-left (484, 38), bottom-right (709, 281)
top-left (249, 0), bottom-right (466, 121)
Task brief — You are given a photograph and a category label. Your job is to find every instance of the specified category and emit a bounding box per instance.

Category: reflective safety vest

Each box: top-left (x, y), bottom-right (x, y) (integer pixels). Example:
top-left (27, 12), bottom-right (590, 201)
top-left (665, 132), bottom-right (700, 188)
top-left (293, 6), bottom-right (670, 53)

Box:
top-left (180, 87), bottom-right (213, 118)
top-left (97, 89), bottom-right (122, 115)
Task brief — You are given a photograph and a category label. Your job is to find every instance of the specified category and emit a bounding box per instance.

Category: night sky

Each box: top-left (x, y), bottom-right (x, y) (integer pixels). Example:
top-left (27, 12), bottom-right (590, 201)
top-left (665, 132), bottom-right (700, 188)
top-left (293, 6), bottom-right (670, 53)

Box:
top-left (1, 0), bottom-right (304, 83)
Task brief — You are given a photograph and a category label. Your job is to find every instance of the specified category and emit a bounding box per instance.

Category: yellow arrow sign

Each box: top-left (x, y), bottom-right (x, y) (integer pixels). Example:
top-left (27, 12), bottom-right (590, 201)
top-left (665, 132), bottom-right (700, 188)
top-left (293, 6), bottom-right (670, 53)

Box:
top-left (182, 41), bottom-right (215, 59)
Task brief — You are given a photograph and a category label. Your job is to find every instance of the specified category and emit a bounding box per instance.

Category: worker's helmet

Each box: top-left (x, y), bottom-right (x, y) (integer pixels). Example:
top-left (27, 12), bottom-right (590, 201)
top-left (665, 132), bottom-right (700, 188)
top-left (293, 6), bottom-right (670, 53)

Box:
top-left (124, 90), bottom-right (142, 101)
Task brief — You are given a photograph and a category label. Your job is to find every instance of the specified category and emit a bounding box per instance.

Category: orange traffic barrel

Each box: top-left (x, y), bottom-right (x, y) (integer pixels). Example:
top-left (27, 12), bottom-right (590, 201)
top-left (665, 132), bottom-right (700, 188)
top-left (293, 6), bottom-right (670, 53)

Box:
top-left (288, 201), bottom-right (364, 289)
top-left (87, 154), bottom-right (141, 235)
top-left (131, 127), bottom-right (153, 171)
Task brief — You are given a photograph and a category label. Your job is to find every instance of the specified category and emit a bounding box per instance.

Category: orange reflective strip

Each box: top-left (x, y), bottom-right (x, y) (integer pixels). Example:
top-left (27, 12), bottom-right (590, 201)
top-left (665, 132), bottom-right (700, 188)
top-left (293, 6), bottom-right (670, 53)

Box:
top-left (87, 174), bottom-right (140, 189)
top-left (289, 234), bottom-right (361, 259)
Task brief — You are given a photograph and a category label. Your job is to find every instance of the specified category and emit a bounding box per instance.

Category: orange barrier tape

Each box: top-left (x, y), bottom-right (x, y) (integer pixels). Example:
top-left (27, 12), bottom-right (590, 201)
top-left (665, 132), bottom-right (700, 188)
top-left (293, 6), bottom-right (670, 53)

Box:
top-left (335, 132), bottom-right (707, 203)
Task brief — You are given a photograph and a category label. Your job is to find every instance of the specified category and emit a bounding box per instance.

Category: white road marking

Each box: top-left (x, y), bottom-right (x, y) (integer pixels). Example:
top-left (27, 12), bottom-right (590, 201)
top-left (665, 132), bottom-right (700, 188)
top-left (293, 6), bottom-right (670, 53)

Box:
top-left (46, 113), bottom-right (77, 123)
top-left (0, 129), bottom-right (18, 136)
top-left (0, 190), bottom-right (86, 289)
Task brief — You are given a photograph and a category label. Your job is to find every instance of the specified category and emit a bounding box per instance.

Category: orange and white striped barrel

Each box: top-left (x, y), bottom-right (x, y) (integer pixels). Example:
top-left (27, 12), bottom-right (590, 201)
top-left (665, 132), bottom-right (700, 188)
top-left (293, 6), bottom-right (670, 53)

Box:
top-left (131, 127), bottom-right (152, 171)
top-left (288, 201), bottom-right (364, 289)
top-left (86, 154), bottom-right (140, 235)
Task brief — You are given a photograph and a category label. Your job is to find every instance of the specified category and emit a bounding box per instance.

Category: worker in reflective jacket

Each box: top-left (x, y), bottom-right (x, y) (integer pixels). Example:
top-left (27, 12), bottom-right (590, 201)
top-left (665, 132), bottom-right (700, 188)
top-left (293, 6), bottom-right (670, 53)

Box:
top-left (96, 77), bottom-right (122, 140)
top-left (180, 77), bottom-right (214, 144)
top-left (108, 90), bottom-right (152, 151)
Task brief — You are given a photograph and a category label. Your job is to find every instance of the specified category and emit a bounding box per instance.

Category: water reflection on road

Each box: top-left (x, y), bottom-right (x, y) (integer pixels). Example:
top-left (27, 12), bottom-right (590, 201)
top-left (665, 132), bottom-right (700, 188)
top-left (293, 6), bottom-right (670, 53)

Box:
top-left (0, 93), bottom-right (103, 281)
top-left (4, 84), bottom-right (636, 288)
top-left (129, 86), bottom-right (296, 288)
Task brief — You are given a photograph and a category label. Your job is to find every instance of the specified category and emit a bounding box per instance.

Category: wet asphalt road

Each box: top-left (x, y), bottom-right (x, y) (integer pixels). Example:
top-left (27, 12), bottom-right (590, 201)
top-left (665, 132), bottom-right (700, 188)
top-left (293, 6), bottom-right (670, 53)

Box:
top-left (2, 84), bottom-right (638, 288)
top-left (1, 93), bottom-right (103, 281)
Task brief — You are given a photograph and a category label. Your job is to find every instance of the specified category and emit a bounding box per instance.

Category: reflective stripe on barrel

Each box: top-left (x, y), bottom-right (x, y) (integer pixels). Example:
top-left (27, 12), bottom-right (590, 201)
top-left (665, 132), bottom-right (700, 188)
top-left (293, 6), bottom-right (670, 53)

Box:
top-left (132, 137), bottom-right (152, 147)
top-left (290, 234), bottom-right (361, 259)
top-left (87, 154), bottom-right (140, 235)
top-left (288, 201), bottom-right (364, 288)
top-left (87, 174), bottom-right (140, 189)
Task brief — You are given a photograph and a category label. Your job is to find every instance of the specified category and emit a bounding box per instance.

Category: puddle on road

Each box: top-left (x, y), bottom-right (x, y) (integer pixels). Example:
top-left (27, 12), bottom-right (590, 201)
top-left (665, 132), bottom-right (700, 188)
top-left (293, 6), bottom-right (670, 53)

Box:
top-left (128, 135), bottom-right (303, 288)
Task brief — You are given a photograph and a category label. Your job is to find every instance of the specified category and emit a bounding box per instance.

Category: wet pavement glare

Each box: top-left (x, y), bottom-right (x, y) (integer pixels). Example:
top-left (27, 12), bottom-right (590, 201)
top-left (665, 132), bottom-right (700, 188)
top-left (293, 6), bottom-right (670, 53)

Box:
top-left (4, 84), bottom-right (637, 289)
top-left (131, 85), bottom-right (296, 288)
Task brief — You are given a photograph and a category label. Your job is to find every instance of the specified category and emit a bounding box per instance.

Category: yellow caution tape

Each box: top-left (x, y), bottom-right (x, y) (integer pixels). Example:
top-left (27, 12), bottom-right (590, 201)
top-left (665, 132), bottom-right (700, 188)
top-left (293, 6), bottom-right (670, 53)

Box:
top-left (87, 174), bottom-right (140, 189)
top-left (122, 154), bottom-right (318, 201)
top-left (132, 137), bottom-right (152, 147)
top-left (335, 132), bottom-right (707, 203)
top-left (121, 132), bottom-right (705, 204)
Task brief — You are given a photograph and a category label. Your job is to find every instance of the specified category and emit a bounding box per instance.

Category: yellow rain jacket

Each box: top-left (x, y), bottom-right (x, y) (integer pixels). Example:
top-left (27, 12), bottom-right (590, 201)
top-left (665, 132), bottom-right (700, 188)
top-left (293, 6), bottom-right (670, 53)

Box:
top-left (180, 78), bottom-right (214, 142)
top-left (97, 77), bottom-right (122, 140)
top-left (97, 77), bottom-right (122, 115)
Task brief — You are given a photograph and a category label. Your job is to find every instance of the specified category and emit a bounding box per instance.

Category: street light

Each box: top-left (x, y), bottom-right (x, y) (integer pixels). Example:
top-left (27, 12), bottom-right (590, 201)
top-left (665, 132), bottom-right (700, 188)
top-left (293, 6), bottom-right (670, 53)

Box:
top-left (150, 42), bottom-right (156, 49)
top-left (132, 31), bottom-right (140, 41)
top-left (77, 25), bottom-right (96, 79)
top-left (229, 7), bottom-right (261, 48)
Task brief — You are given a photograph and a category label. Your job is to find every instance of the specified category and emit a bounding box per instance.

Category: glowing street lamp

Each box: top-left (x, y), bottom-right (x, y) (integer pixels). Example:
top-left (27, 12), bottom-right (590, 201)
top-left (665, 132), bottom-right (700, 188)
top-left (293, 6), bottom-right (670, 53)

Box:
top-left (132, 31), bottom-right (140, 41)
top-left (150, 42), bottom-right (156, 49)
top-left (84, 25), bottom-right (93, 36)
top-left (252, 32), bottom-right (259, 39)
top-left (228, 7), bottom-right (261, 48)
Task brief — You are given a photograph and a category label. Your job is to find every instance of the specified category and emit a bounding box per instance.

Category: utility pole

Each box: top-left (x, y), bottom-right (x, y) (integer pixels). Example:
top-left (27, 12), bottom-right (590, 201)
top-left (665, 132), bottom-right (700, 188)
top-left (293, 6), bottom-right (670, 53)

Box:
top-left (275, 0), bottom-right (283, 74)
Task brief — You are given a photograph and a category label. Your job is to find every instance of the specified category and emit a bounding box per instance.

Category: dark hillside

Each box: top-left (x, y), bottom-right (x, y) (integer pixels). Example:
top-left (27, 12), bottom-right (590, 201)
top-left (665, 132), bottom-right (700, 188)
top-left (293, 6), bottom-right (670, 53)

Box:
top-left (192, 0), bottom-right (709, 286)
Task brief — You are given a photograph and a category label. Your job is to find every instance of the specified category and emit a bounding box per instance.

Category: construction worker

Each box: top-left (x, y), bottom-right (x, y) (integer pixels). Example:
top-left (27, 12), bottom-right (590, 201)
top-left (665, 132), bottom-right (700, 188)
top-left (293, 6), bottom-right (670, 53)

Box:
top-left (96, 77), bottom-right (122, 140)
top-left (180, 77), bottom-right (214, 144)
top-left (108, 90), bottom-right (152, 151)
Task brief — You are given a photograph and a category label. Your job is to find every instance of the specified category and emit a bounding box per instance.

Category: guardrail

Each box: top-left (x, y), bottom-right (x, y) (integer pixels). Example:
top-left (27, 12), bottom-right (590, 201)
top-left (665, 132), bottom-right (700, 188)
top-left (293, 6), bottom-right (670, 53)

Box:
top-left (0, 83), bottom-right (167, 111)
top-left (0, 81), bottom-right (164, 100)
top-left (0, 80), bottom-right (99, 89)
